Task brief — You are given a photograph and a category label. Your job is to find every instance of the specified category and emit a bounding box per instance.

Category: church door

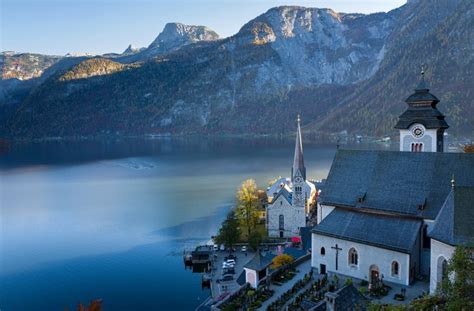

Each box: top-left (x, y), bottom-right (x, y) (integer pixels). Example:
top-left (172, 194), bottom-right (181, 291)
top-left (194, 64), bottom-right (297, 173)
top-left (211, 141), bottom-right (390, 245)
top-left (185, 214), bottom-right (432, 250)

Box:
top-left (320, 264), bottom-right (326, 274)
top-left (369, 265), bottom-right (380, 284)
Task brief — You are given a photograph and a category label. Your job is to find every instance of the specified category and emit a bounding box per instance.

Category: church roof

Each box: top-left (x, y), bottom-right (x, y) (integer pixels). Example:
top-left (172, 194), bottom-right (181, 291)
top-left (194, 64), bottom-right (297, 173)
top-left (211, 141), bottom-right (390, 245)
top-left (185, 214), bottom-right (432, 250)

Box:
top-left (320, 150), bottom-right (474, 219)
top-left (272, 187), bottom-right (292, 204)
top-left (429, 186), bottom-right (474, 247)
top-left (312, 208), bottom-right (422, 253)
top-left (394, 73), bottom-right (448, 130)
top-left (293, 115), bottom-right (306, 180)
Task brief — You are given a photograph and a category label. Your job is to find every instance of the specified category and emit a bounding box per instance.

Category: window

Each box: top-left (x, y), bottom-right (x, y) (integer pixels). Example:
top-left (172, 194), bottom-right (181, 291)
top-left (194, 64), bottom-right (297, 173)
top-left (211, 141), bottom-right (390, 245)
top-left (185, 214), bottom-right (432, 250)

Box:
top-left (320, 247), bottom-right (326, 255)
top-left (279, 214), bottom-right (284, 230)
top-left (348, 248), bottom-right (358, 266)
top-left (391, 261), bottom-right (399, 277)
top-left (411, 142), bottom-right (424, 152)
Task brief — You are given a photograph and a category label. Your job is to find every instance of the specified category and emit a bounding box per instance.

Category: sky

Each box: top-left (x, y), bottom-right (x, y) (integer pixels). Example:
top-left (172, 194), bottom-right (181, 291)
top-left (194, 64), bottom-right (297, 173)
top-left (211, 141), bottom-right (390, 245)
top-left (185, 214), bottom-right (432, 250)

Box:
top-left (1, 0), bottom-right (406, 55)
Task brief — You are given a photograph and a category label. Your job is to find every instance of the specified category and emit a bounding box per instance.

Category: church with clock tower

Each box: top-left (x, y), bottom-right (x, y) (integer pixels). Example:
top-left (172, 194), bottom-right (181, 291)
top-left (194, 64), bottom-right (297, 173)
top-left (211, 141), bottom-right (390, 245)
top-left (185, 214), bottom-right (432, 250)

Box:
top-left (266, 115), bottom-right (316, 238)
top-left (395, 70), bottom-right (449, 153)
top-left (311, 72), bottom-right (474, 290)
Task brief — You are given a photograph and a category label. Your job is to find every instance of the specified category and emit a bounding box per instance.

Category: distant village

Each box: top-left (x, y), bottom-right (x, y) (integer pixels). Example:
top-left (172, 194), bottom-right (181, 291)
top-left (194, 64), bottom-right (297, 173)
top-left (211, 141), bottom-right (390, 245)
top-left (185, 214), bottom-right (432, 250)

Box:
top-left (189, 72), bottom-right (474, 311)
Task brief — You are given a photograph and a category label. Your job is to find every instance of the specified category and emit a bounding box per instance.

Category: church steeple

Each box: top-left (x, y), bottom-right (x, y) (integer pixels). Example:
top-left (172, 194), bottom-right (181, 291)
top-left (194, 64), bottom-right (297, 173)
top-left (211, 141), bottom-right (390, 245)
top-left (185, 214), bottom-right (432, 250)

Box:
top-left (292, 114), bottom-right (306, 181)
top-left (395, 68), bottom-right (449, 152)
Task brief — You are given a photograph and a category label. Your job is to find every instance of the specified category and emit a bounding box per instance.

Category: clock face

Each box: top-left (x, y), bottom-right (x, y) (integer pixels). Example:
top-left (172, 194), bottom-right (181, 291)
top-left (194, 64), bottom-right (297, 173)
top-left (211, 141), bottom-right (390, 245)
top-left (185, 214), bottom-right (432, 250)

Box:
top-left (295, 177), bottom-right (303, 183)
top-left (411, 125), bottom-right (425, 139)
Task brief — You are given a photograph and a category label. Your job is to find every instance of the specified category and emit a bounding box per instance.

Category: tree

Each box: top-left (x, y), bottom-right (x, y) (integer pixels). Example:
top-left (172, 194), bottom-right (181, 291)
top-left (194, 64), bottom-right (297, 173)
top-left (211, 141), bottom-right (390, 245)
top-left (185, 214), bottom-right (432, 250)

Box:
top-left (438, 246), bottom-right (474, 310)
top-left (270, 254), bottom-right (294, 270)
top-left (235, 179), bottom-right (260, 238)
top-left (213, 211), bottom-right (241, 249)
top-left (248, 231), bottom-right (262, 251)
top-left (409, 246), bottom-right (474, 310)
top-left (464, 144), bottom-right (474, 153)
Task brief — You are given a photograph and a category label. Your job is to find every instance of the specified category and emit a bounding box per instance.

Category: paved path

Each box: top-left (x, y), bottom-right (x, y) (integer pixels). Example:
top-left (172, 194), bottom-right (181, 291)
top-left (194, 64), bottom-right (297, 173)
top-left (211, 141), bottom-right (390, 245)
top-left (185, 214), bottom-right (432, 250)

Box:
top-left (258, 259), bottom-right (312, 311)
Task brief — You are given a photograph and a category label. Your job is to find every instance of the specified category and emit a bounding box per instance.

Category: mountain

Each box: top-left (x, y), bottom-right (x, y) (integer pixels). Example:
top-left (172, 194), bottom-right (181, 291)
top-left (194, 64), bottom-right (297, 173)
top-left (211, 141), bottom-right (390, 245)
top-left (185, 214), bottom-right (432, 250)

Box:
top-left (122, 44), bottom-right (144, 55)
top-left (2, 0), bottom-right (473, 140)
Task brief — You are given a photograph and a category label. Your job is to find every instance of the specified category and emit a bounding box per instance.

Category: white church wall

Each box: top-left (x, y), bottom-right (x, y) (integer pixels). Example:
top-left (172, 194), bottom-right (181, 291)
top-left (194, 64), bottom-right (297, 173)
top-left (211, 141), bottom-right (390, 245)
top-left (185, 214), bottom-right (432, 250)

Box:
top-left (317, 204), bottom-right (335, 224)
top-left (312, 233), bottom-right (411, 285)
top-left (400, 128), bottom-right (437, 152)
top-left (267, 195), bottom-right (305, 238)
top-left (429, 239), bottom-right (455, 294)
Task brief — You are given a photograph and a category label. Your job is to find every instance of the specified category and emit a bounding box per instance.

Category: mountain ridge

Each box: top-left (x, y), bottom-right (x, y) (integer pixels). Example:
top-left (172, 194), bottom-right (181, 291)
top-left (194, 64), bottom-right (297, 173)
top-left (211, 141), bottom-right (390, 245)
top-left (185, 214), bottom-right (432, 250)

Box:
top-left (2, 0), bottom-right (473, 140)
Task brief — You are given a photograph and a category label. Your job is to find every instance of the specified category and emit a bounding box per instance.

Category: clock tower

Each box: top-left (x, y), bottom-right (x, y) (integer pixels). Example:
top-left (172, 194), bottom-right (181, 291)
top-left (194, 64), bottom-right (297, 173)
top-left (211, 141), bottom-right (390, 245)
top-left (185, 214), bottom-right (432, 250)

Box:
top-left (292, 115), bottom-right (306, 208)
top-left (395, 69), bottom-right (449, 152)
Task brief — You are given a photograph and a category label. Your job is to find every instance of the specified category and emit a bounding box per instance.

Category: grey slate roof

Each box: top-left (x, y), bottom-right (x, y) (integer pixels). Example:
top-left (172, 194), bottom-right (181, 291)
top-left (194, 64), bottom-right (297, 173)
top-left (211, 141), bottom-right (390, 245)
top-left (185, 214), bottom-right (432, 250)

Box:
top-left (325, 284), bottom-right (368, 311)
top-left (395, 79), bottom-right (448, 130)
top-left (320, 150), bottom-right (474, 219)
top-left (312, 209), bottom-right (422, 253)
top-left (292, 115), bottom-right (306, 180)
top-left (429, 186), bottom-right (474, 247)
top-left (244, 252), bottom-right (275, 271)
top-left (272, 187), bottom-right (292, 205)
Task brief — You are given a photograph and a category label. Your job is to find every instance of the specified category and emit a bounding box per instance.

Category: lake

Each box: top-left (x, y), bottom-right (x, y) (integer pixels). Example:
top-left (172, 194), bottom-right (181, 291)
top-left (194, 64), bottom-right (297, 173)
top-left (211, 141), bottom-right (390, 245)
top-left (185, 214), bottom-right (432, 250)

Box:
top-left (0, 137), bottom-right (394, 310)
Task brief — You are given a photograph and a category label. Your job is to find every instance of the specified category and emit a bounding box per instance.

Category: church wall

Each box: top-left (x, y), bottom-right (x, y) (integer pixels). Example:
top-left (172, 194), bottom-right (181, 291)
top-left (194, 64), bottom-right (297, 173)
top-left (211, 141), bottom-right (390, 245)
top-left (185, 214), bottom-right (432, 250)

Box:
top-left (400, 129), bottom-right (437, 152)
top-left (317, 204), bottom-right (335, 224)
top-left (267, 196), bottom-right (305, 238)
top-left (312, 233), bottom-right (411, 285)
top-left (429, 239), bottom-right (455, 294)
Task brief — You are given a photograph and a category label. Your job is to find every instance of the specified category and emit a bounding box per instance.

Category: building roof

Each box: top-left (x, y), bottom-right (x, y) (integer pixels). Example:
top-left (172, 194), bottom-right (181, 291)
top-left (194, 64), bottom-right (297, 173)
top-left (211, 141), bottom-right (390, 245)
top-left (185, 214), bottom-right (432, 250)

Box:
top-left (429, 186), bottom-right (474, 247)
top-left (320, 149), bottom-right (474, 219)
top-left (244, 252), bottom-right (275, 271)
top-left (395, 73), bottom-right (448, 130)
top-left (325, 284), bottom-right (368, 311)
top-left (292, 114), bottom-right (306, 180)
top-left (272, 187), bottom-right (292, 205)
top-left (312, 208), bottom-right (422, 253)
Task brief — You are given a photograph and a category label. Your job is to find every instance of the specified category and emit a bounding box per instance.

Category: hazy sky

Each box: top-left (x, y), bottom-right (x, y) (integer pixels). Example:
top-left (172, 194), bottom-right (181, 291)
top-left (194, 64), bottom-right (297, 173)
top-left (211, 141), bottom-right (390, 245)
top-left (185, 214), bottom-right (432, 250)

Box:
top-left (1, 0), bottom-right (406, 55)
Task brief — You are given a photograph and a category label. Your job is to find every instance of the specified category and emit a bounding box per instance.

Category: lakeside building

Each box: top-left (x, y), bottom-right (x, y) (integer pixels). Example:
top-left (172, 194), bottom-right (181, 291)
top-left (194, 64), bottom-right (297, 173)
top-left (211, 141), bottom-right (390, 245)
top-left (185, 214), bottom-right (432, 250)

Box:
top-left (310, 72), bottom-right (474, 291)
top-left (266, 115), bottom-right (317, 238)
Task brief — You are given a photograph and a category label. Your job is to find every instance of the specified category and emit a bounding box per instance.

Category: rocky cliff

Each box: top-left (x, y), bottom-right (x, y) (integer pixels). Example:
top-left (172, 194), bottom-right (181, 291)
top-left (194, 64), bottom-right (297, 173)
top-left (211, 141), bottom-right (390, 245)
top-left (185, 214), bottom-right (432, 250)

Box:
top-left (2, 0), bottom-right (473, 139)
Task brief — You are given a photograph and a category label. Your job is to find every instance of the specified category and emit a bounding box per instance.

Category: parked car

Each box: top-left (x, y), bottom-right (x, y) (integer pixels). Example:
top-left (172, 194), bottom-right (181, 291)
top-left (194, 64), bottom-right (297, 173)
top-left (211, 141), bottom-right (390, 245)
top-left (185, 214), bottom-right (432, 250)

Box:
top-left (225, 254), bottom-right (237, 261)
top-left (220, 244), bottom-right (225, 251)
top-left (226, 259), bottom-right (236, 265)
top-left (213, 245), bottom-right (219, 251)
top-left (222, 262), bottom-right (235, 269)
top-left (241, 246), bottom-right (247, 252)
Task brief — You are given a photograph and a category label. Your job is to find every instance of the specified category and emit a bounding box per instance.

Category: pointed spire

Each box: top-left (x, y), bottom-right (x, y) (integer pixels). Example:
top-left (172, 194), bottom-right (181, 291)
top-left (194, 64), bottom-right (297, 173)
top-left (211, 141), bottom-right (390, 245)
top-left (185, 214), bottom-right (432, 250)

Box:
top-left (416, 64), bottom-right (428, 91)
top-left (292, 114), bottom-right (306, 181)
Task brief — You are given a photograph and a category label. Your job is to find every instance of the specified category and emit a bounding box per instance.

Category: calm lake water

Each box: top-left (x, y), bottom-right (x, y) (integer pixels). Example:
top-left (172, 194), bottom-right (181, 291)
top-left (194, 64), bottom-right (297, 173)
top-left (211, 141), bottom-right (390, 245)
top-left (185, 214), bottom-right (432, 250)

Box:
top-left (0, 137), bottom-right (394, 310)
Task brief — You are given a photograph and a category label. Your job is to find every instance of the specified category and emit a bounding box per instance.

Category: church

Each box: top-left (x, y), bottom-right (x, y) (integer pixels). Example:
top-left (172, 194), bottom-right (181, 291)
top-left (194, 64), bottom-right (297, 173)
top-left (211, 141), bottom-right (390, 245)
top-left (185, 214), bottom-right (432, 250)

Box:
top-left (310, 72), bottom-right (474, 291)
top-left (266, 115), bottom-right (316, 238)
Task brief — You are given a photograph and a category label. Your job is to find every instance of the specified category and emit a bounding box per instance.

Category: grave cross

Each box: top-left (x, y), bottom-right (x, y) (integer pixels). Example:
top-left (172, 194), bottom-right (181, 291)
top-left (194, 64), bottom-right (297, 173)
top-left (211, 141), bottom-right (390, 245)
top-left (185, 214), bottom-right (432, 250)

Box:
top-left (331, 243), bottom-right (342, 270)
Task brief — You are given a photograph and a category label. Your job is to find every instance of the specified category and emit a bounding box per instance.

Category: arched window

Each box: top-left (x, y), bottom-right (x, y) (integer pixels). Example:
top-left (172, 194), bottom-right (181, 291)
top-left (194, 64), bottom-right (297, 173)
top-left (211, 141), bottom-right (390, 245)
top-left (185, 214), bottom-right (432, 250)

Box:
top-left (321, 247), bottom-right (325, 255)
top-left (391, 261), bottom-right (399, 277)
top-left (441, 259), bottom-right (448, 281)
top-left (279, 214), bottom-right (284, 230)
top-left (348, 248), bottom-right (358, 266)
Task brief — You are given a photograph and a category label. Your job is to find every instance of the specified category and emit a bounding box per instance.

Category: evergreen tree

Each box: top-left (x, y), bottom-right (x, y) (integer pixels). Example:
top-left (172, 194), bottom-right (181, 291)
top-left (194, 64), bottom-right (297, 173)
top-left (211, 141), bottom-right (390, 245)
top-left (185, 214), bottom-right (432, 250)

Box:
top-left (214, 210), bottom-right (241, 249)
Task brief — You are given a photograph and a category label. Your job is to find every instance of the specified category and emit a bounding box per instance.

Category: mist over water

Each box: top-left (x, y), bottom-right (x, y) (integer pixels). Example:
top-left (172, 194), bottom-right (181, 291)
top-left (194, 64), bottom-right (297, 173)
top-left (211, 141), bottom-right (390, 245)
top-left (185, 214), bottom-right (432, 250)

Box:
top-left (0, 137), bottom-right (393, 310)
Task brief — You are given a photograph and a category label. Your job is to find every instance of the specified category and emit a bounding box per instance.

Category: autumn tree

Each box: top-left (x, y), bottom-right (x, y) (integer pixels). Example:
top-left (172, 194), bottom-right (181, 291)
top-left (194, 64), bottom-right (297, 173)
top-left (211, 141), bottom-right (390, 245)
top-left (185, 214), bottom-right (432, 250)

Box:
top-left (214, 210), bottom-right (241, 249)
top-left (464, 144), bottom-right (474, 153)
top-left (235, 179), bottom-right (260, 239)
top-left (270, 254), bottom-right (294, 270)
